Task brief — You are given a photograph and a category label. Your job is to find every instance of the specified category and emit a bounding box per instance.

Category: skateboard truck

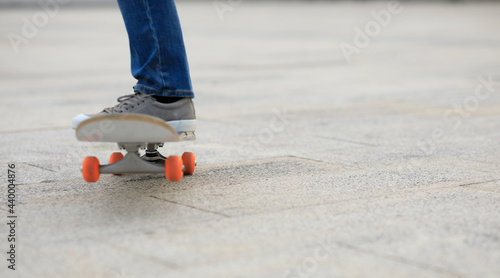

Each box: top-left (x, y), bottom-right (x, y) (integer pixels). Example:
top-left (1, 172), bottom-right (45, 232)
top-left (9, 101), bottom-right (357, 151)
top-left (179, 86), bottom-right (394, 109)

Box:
top-left (81, 143), bottom-right (196, 183)
top-left (102, 143), bottom-right (196, 174)
top-left (142, 143), bottom-right (167, 164)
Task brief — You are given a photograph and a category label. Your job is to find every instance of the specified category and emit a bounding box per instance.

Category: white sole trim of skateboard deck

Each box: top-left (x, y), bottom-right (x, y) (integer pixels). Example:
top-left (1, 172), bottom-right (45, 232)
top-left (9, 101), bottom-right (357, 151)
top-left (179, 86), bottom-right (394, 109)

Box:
top-left (166, 120), bottom-right (196, 133)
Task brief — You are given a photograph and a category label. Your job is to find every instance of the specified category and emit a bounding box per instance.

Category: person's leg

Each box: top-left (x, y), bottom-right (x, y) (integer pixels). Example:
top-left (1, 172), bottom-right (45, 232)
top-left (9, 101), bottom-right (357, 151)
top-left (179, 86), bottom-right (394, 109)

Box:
top-left (72, 0), bottom-right (196, 131)
top-left (117, 0), bottom-right (194, 98)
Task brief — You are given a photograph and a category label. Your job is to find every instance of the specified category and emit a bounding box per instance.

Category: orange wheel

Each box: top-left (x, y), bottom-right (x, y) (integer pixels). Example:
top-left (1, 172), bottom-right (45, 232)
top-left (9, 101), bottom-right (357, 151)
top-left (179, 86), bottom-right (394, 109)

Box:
top-left (182, 152), bottom-right (196, 175)
top-left (109, 152), bottom-right (124, 176)
top-left (82, 156), bottom-right (100, 183)
top-left (110, 152), bottom-right (124, 164)
top-left (165, 155), bottom-right (183, 182)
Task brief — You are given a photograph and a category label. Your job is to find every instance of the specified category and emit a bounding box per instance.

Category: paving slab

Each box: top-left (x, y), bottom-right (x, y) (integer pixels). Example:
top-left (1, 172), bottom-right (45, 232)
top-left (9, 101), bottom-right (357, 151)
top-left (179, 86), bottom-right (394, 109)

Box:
top-left (1, 1), bottom-right (500, 278)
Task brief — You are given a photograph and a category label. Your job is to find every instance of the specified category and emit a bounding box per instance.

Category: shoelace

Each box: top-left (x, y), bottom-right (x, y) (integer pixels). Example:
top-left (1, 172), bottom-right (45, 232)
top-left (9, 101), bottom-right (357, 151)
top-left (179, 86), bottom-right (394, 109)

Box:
top-left (103, 92), bottom-right (150, 113)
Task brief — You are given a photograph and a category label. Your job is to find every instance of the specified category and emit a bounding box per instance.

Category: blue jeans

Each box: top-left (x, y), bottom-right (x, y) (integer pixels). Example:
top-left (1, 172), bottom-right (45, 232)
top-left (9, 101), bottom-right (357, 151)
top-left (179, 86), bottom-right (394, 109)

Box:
top-left (117, 0), bottom-right (194, 98)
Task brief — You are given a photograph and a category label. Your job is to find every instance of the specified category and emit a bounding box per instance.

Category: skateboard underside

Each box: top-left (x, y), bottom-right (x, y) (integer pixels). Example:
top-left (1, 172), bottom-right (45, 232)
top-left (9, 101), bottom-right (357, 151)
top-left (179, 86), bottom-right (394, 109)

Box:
top-left (76, 114), bottom-right (196, 182)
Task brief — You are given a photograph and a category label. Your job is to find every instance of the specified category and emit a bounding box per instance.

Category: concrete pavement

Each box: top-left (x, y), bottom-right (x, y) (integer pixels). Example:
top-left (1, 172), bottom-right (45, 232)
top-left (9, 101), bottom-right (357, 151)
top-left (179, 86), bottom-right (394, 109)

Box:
top-left (1, 1), bottom-right (500, 277)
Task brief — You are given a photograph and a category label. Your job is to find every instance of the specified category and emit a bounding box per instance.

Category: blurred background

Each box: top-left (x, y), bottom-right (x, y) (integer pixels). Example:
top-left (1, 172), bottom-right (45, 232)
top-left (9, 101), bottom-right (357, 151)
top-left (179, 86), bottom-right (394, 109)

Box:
top-left (1, 0), bottom-right (500, 5)
top-left (2, 0), bottom-right (499, 133)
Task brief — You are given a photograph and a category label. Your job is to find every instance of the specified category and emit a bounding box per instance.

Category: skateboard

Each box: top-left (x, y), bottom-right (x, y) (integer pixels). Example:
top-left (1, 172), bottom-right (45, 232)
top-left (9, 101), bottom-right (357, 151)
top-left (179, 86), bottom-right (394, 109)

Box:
top-left (75, 113), bottom-right (196, 183)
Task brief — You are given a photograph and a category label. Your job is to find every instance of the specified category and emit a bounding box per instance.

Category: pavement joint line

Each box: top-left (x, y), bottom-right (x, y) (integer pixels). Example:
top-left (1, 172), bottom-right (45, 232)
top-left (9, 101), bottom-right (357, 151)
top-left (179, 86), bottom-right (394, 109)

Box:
top-left (318, 135), bottom-right (376, 147)
top-left (346, 159), bottom-right (498, 176)
top-left (22, 208), bottom-right (232, 246)
top-left (20, 179), bottom-right (471, 223)
top-left (330, 241), bottom-right (465, 278)
top-left (319, 155), bottom-right (365, 170)
top-left (19, 179), bottom-right (88, 187)
top-left (449, 161), bottom-right (499, 174)
top-left (88, 237), bottom-right (180, 270)
top-left (461, 187), bottom-right (500, 194)
top-left (21, 161), bottom-right (58, 173)
top-left (239, 180), bottom-right (493, 219)
top-left (197, 155), bottom-right (360, 175)
top-left (149, 195), bottom-right (231, 218)
top-left (195, 155), bottom-right (320, 168)
top-left (457, 179), bottom-right (500, 187)
top-left (459, 158), bottom-right (499, 166)
top-left (286, 154), bottom-right (362, 170)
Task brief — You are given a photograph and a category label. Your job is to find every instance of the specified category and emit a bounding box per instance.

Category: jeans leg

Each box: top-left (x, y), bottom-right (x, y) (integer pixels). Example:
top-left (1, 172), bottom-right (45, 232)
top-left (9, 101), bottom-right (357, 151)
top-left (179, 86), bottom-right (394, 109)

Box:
top-left (117, 0), bottom-right (194, 97)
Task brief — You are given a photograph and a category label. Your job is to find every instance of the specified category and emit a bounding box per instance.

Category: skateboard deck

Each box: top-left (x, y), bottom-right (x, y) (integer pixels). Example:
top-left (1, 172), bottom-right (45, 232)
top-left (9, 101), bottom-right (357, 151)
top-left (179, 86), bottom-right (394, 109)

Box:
top-left (76, 113), bottom-right (180, 143)
top-left (75, 113), bottom-right (196, 183)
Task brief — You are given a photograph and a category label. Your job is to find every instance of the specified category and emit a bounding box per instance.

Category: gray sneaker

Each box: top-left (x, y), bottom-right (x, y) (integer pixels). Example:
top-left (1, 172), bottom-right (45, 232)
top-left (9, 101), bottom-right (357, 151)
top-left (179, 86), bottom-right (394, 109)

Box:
top-left (72, 92), bottom-right (196, 133)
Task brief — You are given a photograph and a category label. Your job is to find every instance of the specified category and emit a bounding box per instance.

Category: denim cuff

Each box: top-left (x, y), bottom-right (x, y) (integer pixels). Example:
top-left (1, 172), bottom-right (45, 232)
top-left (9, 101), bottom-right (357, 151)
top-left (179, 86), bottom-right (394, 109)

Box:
top-left (134, 85), bottom-right (195, 98)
